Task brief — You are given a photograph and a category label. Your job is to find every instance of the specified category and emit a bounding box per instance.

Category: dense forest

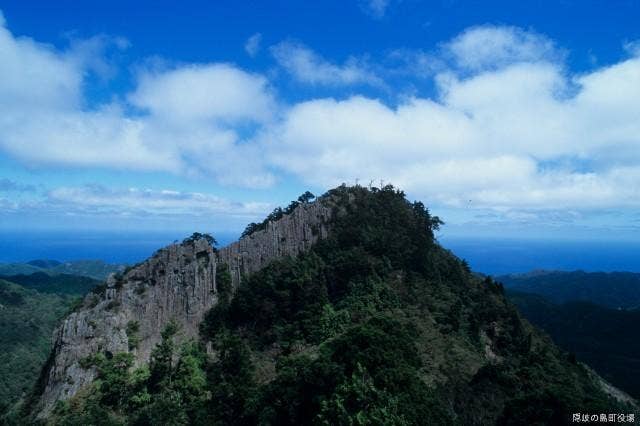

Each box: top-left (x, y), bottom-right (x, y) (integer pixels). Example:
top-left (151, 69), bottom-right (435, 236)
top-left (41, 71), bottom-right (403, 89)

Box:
top-left (508, 290), bottom-right (640, 400)
top-left (18, 185), bottom-right (634, 425)
top-left (0, 275), bottom-right (100, 417)
top-left (498, 270), bottom-right (640, 310)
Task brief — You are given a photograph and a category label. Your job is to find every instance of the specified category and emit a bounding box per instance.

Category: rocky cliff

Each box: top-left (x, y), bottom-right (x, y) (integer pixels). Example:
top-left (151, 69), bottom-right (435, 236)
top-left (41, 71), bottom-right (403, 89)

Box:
top-left (32, 200), bottom-right (332, 418)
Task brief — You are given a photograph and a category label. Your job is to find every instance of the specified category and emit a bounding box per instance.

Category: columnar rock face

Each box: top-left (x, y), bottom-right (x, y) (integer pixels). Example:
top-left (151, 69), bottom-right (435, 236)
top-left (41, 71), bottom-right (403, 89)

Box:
top-left (218, 200), bottom-right (332, 286)
top-left (33, 201), bottom-right (332, 419)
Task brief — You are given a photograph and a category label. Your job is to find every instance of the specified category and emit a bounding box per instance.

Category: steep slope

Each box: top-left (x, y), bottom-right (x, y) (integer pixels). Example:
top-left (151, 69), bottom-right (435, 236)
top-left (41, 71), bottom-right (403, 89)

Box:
top-left (28, 200), bottom-right (331, 419)
top-left (508, 290), bottom-right (640, 399)
top-left (26, 186), bottom-right (637, 424)
top-left (0, 280), bottom-right (77, 416)
top-left (498, 270), bottom-right (640, 310)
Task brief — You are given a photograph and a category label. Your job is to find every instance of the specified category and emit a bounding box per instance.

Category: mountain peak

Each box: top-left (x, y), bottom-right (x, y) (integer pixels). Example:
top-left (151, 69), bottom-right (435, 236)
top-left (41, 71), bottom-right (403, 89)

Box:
top-left (25, 185), bottom-right (638, 423)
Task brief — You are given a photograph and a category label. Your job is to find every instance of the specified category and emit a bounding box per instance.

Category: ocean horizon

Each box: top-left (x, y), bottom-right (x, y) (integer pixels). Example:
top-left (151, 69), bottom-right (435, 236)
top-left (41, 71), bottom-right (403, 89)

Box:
top-left (1, 230), bottom-right (638, 276)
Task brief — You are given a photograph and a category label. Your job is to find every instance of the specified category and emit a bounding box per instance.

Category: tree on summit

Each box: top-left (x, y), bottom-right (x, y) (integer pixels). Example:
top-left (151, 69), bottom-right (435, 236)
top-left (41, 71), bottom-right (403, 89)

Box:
top-left (297, 191), bottom-right (315, 204)
top-left (182, 232), bottom-right (217, 249)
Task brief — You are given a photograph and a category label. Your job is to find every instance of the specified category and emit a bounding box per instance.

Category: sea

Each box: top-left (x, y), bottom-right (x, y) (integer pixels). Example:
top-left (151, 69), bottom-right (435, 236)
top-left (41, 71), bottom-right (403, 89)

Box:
top-left (0, 230), bottom-right (638, 275)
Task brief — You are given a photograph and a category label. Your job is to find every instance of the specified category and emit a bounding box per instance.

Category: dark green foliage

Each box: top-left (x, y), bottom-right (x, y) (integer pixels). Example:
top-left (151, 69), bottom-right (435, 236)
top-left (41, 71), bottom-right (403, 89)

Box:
top-left (240, 222), bottom-right (261, 238)
top-left (148, 320), bottom-right (180, 392)
top-left (316, 363), bottom-right (408, 425)
top-left (0, 279), bottom-right (86, 417)
top-left (327, 316), bottom-right (421, 391)
top-left (498, 270), bottom-right (640, 309)
top-left (33, 186), bottom-right (638, 424)
top-left (215, 263), bottom-right (233, 305)
top-left (241, 207), bottom-right (285, 238)
top-left (509, 289), bottom-right (640, 399)
top-left (297, 191), bottom-right (315, 204)
top-left (206, 334), bottom-right (258, 424)
top-left (258, 315), bottom-right (450, 425)
top-left (182, 232), bottom-right (217, 250)
top-left (126, 321), bottom-right (140, 351)
top-left (0, 272), bottom-right (101, 295)
top-left (315, 186), bottom-right (443, 281)
top-left (227, 253), bottom-right (329, 347)
top-left (53, 323), bottom-right (210, 425)
top-left (241, 191), bottom-right (317, 238)
top-left (94, 352), bottom-right (136, 408)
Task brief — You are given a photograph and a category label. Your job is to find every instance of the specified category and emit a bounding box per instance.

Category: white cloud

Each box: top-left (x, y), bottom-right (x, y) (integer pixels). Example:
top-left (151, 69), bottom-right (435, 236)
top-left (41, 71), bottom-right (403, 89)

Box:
top-left (445, 25), bottom-right (561, 72)
top-left (0, 16), bottom-right (276, 188)
top-left (263, 44), bottom-right (640, 212)
top-left (129, 64), bottom-right (275, 123)
top-left (1, 15), bottom-right (640, 224)
top-left (0, 184), bottom-right (274, 233)
top-left (245, 33), bottom-right (262, 57)
top-left (271, 41), bottom-right (383, 87)
top-left (44, 185), bottom-right (272, 218)
top-left (0, 18), bottom-right (82, 112)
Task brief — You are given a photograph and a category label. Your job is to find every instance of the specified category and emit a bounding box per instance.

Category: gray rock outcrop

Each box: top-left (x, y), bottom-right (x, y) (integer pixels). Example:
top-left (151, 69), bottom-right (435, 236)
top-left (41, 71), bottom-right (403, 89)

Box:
top-left (33, 200), bottom-right (332, 419)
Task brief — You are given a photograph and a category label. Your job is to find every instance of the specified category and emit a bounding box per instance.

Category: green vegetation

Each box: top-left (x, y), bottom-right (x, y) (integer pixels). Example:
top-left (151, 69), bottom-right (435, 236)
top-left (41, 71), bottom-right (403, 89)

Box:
top-left (498, 270), bottom-right (640, 310)
top-left (0, 263), bottom-right (44, 276)
top-left (0, 259), bottom-right (125, 281)
top-left (0, 272), bottom-right (101, 296)
top-left (215, 263), bottom-right (233, 306)
top-left (241, 191), bottom-right (315, 238)
top-left (508, 289), bottom-right (640, 399)
top-left (51, 322), bottom-right (213, 425)
top-left (126, 321), bottom-right (141, 351)
top-left (182, 233), bottom-right (218, 249)
top-left (22, 186), bottom-right (640, 424)
top-left (0, 280), bottom-right (80, 416)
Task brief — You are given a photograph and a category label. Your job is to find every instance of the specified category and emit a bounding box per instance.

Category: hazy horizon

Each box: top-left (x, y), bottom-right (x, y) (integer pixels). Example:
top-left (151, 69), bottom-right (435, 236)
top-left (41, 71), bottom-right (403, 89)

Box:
top-left (2, 229), bottom-right (639, 276)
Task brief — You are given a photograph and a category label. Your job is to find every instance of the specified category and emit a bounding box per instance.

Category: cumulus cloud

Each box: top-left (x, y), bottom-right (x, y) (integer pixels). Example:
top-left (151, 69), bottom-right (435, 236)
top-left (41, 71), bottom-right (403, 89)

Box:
top-left (263, 46), bottom-right (640, 211)
top-left (129, 64), bottom-right (275, 123)
top-left (444, 25), bottom-right (562, 72)
top-left (2, 15), bottom-right (640, 224)
top-left (245, 33), bottom-right (262, 57)
top-left (0, 18), bottom-right (83, 112)
top-left (271, 41), bottom-right (383, 87)
top-left (0, 16), bottom-right (276, 188)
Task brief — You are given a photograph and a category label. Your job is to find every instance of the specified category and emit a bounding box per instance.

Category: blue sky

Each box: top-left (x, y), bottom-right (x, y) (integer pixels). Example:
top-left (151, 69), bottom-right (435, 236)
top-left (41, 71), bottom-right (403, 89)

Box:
top-left (1, 0), bottom-right (639, 240)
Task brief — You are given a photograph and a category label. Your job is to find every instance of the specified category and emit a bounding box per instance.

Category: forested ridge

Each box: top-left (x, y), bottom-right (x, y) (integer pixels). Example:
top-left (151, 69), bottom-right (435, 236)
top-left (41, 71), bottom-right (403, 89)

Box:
top-left (10, 185), bottom-right (637, 425)
top-left (0, 277), bottom-right (97, 418)
top-left (508, 289), bottom-right (640, 400)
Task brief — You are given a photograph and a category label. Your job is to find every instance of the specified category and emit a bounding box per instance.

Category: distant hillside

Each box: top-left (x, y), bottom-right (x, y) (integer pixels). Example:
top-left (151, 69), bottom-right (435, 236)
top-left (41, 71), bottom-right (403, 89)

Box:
top-left (26, 260), bottom-right (62, 269)
top-left (26, 186), bottom-right (637, 425)
top-left (0, 259), bottom-right (125, 281)
top-left (48, 260), bottom-right (125, 280)
top-left (0, 263), bottom-right (42, 276)
top-left (0, 279), bottom-right (80, 416)
top-left (508, 290), bottom-right (640, 399)
top-left (498, 270), bottom-right (640, 309)
top-left (0, 272), bottom-right (101, 296)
